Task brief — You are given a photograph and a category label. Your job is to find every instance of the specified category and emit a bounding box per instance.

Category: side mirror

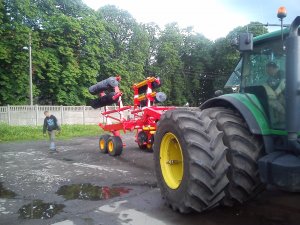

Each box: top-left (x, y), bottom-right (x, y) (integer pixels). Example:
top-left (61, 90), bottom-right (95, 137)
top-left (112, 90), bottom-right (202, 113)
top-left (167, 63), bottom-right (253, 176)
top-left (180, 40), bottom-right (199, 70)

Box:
top-left (239, 33), bottom-right (253, 51)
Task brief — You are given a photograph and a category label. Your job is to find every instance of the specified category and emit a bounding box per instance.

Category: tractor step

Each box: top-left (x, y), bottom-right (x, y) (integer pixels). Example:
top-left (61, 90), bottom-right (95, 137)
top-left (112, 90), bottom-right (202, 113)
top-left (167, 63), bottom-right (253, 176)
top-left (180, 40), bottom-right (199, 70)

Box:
top-left (258, 151), bottom-right (300, 192)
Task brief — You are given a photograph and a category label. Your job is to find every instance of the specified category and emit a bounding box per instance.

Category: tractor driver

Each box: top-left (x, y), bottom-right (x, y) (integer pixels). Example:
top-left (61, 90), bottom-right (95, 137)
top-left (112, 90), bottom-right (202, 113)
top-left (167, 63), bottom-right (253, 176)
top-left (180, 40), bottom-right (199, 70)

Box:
top-left (266, 61), bottom-right (285, 96)
top-left (265, 61), bottom-right (286, 127)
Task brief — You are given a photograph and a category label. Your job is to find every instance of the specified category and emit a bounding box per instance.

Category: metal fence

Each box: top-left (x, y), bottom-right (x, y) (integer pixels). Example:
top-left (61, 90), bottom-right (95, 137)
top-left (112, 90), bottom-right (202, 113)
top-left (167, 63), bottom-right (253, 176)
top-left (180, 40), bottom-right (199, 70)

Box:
top-left (0, 105), bottom-right (195, 126)
top-left (0, 105), bottom-right (120, 126)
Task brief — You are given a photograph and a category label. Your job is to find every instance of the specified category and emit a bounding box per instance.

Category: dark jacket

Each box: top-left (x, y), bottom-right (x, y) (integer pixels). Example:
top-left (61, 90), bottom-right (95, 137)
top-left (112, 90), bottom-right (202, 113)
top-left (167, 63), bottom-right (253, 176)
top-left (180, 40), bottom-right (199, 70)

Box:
top-left (43, 115), bottom-right (60, 133)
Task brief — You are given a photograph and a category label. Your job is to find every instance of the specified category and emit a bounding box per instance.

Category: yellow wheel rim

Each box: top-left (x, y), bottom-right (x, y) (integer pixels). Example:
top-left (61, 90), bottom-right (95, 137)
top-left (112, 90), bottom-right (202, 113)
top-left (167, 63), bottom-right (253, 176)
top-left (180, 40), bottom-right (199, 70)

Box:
top-left (99, 139), bottom-right (105, 150)
top-left (160, 132), bottom-right (184, 189)
top-left (108, 140), bottom-right (114, 153)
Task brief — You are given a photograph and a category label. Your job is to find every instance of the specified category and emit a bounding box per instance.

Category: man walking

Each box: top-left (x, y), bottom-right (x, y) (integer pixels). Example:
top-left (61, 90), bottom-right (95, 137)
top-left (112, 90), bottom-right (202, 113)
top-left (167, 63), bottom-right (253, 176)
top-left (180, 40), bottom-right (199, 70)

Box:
top-left (43, 111), bottom-right (60, 152)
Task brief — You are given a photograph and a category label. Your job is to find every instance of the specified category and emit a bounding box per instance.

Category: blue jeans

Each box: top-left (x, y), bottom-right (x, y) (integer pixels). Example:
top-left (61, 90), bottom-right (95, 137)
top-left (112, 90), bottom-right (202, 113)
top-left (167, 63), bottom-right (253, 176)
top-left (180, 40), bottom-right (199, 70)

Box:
top-left (48, 130), bottom-right (56, 150)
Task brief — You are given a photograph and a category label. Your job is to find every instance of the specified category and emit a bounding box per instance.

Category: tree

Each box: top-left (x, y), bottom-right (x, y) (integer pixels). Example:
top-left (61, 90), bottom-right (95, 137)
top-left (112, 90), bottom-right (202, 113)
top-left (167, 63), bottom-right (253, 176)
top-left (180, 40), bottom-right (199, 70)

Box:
top-left (209, 37), bottom-right (238, 91)
top-left (227, 21), bottom-right (268, 40)
top-left (0, 0), bottom-right (33, 105)
top-left (142, 22), bottom-right (161, 75)
top-left (0, 0), bottom-right (112, 105)
top-left (98, 5), bottom-right (149, 104)
top-left (210, 22), bottom-right (268, 93)
top-left (0, 1), bottom-right (270, 107)
top-left (180, 27), bottom-right (213, 105)
top-left (155, 23), bottom-right (186, 105)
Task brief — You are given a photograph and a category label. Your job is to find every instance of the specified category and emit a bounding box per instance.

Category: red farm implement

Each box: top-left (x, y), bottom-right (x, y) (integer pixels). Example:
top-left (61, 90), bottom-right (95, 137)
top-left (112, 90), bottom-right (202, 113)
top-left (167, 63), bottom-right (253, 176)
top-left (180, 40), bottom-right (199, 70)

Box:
top-left (89, 76), bottom-right (174, 156)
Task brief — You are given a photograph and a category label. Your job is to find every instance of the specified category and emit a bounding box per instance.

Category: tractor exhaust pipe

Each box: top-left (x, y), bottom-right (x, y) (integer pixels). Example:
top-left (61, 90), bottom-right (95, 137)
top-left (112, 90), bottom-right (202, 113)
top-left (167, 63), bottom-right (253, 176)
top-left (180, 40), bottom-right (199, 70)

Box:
top-left (285, 16), bottom-right (300, 154)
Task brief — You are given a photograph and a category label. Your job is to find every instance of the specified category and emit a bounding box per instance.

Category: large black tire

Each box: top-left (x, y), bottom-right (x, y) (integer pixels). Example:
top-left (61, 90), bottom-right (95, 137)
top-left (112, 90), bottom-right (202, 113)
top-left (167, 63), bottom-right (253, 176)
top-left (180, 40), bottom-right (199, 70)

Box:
top-left (196, 107), bottom-right (265, 206)
top-left (153, 109), bottom-right (229, 213)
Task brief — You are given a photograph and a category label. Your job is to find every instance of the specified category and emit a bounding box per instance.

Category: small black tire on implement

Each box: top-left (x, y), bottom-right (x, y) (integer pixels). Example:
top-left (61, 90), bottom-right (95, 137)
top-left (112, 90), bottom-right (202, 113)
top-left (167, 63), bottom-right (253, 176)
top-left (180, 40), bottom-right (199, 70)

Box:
top-left (99, 134), bottom-right (111, 154)
top-left (138, 143), bottom-right (147, 150)
top-left (147, 135), bottom-right (154, 152)
top-left (137, 131), bottom-right (148, 150)
top-left (137, 131), bottom-right (154, 152)
top-left (107, 136), bottom-right (123, 156)
top-left (153, 109), bottom-right (229, 213)
top-left (196, 107), bottom-right (264, 206)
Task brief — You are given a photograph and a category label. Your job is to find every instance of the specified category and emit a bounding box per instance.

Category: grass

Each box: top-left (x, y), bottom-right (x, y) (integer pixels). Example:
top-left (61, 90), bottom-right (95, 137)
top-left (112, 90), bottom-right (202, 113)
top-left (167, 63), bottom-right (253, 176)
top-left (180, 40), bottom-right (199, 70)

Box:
top-left (0, 123), bottom-right (103, 143)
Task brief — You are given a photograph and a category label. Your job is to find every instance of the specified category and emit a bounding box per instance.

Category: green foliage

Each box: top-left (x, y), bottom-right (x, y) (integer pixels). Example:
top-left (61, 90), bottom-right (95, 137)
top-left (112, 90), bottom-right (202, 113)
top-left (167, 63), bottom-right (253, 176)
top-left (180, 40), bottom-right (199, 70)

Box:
top-left (0, 1), bottom-right (270, 107)
top-left (209, 37), bottom-right (239, 92)
top-left (0, 123), bottom-right (102, 142)
top-left (181, 28), bottom-right (213, 105)
top-left (210, 22), bottom-right (268, 93)
top-left (98, 5), bottom-right (149, 104)
top-left (155, 23), bottom-right (186, 105)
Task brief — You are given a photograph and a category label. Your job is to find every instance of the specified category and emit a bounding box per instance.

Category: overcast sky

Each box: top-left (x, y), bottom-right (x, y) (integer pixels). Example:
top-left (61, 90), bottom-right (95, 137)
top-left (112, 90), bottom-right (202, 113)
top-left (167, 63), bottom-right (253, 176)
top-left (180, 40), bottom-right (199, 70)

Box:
top-left (82, 0), bottom-right (300, 40)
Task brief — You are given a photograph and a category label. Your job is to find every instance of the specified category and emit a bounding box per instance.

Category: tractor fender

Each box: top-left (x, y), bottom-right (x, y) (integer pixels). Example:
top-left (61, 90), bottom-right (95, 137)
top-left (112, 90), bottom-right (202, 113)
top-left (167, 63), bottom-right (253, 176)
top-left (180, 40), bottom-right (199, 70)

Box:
top-left (200, 95), bottom-right (264, 135)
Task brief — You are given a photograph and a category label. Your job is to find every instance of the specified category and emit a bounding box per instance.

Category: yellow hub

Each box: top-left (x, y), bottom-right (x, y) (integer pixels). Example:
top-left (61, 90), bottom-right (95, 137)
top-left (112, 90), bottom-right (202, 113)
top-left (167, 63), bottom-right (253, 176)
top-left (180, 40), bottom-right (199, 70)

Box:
top-left (99, 139), bottom-right (105, 150)
top-left (160, 132), bottom-right (184, 189)
top-left (108, 140), bottom-right (114, 153)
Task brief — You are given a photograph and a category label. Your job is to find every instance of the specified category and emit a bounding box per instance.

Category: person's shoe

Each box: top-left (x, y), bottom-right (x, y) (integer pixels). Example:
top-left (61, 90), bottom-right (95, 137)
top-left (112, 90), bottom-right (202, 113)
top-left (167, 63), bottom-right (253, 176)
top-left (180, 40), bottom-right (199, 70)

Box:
top-left (49, 149), bottom-right (58, 153)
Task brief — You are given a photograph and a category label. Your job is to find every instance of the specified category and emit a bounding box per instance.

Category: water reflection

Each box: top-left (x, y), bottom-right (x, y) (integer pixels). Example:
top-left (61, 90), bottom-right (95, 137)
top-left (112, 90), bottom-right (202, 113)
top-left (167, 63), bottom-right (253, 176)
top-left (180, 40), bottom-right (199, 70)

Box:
top-left (18, 200), bottom-right (65, 219)
top-left (56, 183), bottom-right (131, 200)
top-left (0, 182), bottom-right (16, 198)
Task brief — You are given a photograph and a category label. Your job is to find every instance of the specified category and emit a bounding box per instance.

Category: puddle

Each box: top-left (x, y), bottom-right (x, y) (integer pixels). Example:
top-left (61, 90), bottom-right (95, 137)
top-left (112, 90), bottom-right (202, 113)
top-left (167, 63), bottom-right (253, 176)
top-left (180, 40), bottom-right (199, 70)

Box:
top-left (0, 182), bottom-right (17, 198)
top-left (62, 158), bottom-right (73, 162)
top-left (56, 183), bottom-right (131, 201)
top-left (18, 199), bottom-right (65, 219)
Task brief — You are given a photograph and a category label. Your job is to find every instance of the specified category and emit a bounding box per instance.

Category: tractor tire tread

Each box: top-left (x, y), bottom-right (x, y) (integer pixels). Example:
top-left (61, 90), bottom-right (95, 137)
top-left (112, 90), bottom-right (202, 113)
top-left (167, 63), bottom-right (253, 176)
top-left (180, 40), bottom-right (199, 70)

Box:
top-left (196, 107), bottom-right (264, 206)
top-left (154, 109), bottom-right (229, 213)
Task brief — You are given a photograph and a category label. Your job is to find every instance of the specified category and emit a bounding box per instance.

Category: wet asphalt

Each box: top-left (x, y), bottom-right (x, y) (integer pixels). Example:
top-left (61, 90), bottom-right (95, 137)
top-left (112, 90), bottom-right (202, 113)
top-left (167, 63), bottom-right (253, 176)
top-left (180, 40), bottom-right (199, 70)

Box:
top-left (1, 133), bottom-right (300, 225)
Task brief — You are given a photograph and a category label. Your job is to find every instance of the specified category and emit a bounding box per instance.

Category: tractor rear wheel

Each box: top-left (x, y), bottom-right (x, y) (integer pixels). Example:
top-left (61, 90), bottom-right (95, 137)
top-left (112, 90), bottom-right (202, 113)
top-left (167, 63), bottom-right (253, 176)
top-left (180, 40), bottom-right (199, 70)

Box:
top-left (99, 134), bottom-right (111, 154)
top-left (107, 136), bottom-right (123, 156)
top-left (196, 107), bottom-right (264, 206)
top-left (154, 109), bottom-right (229, 213)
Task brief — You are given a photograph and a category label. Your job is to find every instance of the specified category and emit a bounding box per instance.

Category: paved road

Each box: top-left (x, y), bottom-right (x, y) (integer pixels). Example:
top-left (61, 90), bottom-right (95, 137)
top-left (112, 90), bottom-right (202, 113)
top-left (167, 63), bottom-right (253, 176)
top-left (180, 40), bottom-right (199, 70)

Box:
top-left (1, 133), bottom-right (300, 225)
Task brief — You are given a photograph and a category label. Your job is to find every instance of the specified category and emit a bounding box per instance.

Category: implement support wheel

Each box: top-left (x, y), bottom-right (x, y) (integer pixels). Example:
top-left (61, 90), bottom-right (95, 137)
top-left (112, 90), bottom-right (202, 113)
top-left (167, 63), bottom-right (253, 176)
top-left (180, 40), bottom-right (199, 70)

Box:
top-left (137, 131), bottom-right (148, 150)
top-left (99, 134), bottom-right (111, 154)
top-left (107, 136), bottom-right (123, 156)
top-left (137, 131), bottom-right (154, 152)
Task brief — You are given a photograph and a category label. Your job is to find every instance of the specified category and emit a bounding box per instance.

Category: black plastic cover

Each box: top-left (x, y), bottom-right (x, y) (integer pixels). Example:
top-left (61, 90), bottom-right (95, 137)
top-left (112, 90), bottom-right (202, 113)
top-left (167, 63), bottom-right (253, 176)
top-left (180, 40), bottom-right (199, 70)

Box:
top-left (258, 151), bottom-right (300, 191)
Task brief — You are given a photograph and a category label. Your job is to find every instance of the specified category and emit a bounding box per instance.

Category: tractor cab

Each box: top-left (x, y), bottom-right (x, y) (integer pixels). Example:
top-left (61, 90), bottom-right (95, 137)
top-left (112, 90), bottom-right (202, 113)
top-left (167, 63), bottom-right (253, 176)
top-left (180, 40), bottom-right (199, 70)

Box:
top-left (226, 32), bottom-right (288, 130)
top-left (211, 12), bottom-right (300, 191)
top-left (223, 15), bottom-right (300, 191)
top-left (242, 36), bottom-right (286, 130)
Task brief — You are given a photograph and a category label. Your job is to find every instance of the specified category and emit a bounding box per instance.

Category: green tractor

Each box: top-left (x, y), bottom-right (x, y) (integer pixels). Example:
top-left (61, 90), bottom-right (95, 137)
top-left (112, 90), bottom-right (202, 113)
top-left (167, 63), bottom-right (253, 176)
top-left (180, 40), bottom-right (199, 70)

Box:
top-left (153, 13), bottom-right (300, 213)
